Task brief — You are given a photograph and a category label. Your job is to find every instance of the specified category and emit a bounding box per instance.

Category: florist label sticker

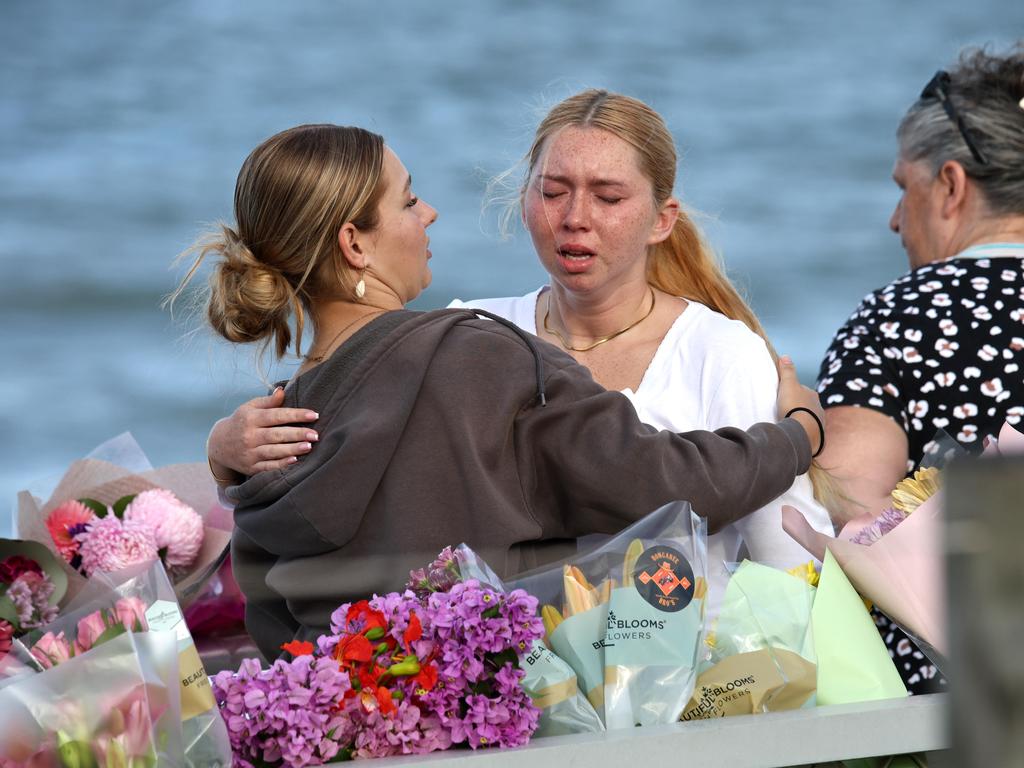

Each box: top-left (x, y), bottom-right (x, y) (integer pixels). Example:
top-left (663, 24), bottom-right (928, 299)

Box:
top-left (632, 545), bottom-right (694, 612)
top-left (146, 599), bottom-right (191, 644)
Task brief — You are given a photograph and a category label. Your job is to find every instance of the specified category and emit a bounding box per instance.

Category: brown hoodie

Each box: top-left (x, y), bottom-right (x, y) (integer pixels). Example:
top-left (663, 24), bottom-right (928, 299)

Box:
top-left (229, 309), bottom-right (811, 660)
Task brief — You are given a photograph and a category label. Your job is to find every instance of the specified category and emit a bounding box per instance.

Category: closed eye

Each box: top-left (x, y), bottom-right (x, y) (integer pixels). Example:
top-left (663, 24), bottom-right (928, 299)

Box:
top-left (598, 196), bottom-right (623, 204)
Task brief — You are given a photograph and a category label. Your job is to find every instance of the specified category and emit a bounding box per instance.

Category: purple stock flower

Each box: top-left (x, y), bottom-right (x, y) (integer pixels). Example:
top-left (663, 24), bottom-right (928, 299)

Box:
top-left (213, 654), bottom-right (351, 767)
top-left (407, 546), bottom-right (467, 597)
top-left (6, 571), bottom-right (57, 630)
top-left (851, 507), bottom-right (909, 545)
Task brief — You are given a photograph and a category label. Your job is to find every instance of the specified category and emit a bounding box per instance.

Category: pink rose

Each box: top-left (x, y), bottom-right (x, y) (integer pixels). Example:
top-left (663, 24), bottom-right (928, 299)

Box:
top-left (29, 630), bottom-right (72, 669)
top-left (0, 619), bottom-right (13, 659)
top-left (113, 597), bottom-right (149, 632)
top-left (74, 610), bottom-right (109, 654)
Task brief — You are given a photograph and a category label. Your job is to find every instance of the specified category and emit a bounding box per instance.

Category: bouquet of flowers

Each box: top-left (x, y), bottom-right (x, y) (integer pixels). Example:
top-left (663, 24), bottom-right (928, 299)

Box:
top-left (213, 557), bottom-right (544, 764)
top-left (16, 433), bottom-right (232, 607)
top-left (781, 423), bottom-right (1024, 660)
top-left (0, 587), bottom-right (185, 766)
top-left (686, 553), bottom-right (906, 719)
top-left (0, 539), bottom-right (67, 662)
top-left (2, 558), bottom-right (233, 767)
top-left (509, 500), bottom-right (708, 730)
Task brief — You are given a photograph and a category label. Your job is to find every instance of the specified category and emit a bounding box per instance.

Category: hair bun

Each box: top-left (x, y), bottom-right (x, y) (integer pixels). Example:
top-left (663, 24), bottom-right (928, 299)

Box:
top-left (208, 225), bottom-right (296, 347)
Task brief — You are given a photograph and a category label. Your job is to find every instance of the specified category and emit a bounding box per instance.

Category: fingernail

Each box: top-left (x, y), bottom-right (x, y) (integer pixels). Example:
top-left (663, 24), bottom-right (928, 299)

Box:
top-left (275, 386), bottom-right (284, 393)
top-left (306, 431), bottom-right (319, 442)
top-left (287, 456), bottom-right (298, 464)
top-left (306, 411), bottom-right (319, 420)
top-left (299, 442), bottom-right (312, 452)
top-left (780, 355), bottom-right (793, 365)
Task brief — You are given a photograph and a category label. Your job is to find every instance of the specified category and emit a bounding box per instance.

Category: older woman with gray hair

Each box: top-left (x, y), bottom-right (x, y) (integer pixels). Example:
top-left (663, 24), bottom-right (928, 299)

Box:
top-left (817, 42), bottom-right (1024, 692)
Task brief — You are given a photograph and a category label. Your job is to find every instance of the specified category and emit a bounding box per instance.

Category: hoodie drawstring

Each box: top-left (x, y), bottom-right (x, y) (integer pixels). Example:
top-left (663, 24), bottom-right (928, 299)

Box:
top-left (466, 308), bottom-right (547, 407)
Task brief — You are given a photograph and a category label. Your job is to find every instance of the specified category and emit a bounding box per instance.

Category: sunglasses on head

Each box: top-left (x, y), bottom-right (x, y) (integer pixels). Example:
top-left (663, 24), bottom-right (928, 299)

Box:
top-left (920, 70), bottom-right (989, 165)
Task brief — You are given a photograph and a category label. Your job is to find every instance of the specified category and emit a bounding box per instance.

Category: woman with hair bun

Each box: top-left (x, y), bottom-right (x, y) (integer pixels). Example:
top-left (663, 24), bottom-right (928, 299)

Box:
top-left (213, 92), bottom-right (837, 615)
top-left (182, 123), bottom-right (825, 659)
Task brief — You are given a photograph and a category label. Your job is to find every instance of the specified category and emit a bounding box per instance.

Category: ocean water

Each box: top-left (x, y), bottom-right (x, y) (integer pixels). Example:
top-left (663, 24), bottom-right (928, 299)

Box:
top-left (1, 0), bottom-right (1021, 533)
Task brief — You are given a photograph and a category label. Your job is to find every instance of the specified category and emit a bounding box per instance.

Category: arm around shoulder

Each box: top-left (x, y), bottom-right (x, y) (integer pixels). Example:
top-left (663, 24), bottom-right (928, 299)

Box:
top-left (517, 359), bottom-right (813, 537)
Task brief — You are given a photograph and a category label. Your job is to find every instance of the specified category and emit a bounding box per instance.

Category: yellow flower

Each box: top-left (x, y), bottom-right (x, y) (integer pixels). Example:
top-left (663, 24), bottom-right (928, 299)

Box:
top-left (891, 467), bottom-right (941, 514)
top-left (786, 560), bottom-right (820, 587)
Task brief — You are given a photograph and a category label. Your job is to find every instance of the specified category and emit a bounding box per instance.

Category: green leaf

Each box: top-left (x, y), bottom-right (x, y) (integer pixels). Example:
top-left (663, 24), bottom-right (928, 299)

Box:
top-left (0, 595), bottom-right (19, 626)
top-left (79, 498), bottom-right (108, 518)
top-left (111, 494), bottom-right (136, 519)
top-left (91, 621), bottom-right (128, 648)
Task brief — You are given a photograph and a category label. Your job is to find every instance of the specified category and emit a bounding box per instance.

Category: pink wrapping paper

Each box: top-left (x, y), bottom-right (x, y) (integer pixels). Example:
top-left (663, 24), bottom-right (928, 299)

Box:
top-left (782, 496), bottom-right (945, 656)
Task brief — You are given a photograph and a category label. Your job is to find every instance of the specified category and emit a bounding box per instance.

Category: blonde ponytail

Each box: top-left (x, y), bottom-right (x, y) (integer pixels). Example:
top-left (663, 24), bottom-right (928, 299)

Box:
top-left (648, 212), bottom-right (775, 359)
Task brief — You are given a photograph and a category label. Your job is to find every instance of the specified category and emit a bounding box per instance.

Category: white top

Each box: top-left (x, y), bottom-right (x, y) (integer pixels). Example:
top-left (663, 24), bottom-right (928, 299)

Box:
top-left (449, 288), bottom-right (834, 612)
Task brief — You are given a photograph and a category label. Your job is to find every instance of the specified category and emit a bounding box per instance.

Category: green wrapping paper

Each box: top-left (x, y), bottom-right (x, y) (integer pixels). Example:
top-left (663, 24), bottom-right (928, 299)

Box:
top-left (684, 560), bottom-right (817, 720)
top-left (813, 551), bottom-right (907, 705)
top-left (712, 560), bottom-right (816, 661)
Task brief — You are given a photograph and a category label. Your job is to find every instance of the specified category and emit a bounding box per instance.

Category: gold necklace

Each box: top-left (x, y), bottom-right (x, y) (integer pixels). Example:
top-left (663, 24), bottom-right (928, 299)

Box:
top-left (543, 288), bottom-right (656, 353)
top-left (304, 309), bottom-right (387, 363)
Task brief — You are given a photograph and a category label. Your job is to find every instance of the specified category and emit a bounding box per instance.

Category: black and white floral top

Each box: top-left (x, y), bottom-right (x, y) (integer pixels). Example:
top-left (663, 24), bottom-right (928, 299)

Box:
top-left (818, 242), bottom-right (1024, 467)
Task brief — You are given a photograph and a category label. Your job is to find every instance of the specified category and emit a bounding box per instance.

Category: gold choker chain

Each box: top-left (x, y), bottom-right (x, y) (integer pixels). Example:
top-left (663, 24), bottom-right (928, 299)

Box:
top-left (543, 288), bottom-right (656, 353)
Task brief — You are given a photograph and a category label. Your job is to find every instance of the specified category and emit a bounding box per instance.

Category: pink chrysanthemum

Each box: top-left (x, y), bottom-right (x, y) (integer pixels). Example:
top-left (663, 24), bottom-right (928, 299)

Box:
top-left (76, 516), bottom-right (158, 576)
top-left (45, 499), bottom-right (97, 562)
top-left (124, 489), bottom-right (204, 571)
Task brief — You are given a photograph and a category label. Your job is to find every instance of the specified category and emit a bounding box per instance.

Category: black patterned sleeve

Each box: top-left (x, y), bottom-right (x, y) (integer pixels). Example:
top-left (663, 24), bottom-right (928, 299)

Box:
top-left (816, 289), bottom-right (909, 433)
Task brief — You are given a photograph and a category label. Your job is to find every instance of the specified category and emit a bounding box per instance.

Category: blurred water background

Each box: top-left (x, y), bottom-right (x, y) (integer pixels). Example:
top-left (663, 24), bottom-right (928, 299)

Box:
top-left (1, 1), bottom-right (1021, 534)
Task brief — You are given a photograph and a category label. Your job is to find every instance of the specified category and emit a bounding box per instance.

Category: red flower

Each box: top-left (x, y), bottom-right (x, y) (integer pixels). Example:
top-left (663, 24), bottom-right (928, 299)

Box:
top-left (0, 556), bottom-right (42, 585)
top-left (403, 611), bottom-right (422, 651)
top-left (334, 633), bottom-right (373, 665)
top-left (412, 661), bottom-right (439, 694)
top-left (280, 639), bottom-right (315, 657)
top-left (374, 685), bottom-right (396, 716)
top-left (346, 600), bottom-right (387, 634)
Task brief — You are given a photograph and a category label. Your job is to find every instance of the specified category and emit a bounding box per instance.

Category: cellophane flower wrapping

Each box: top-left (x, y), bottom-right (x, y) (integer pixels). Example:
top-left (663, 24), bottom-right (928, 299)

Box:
top-left (0, 623), bottom-right (184, 766)
top-left (682, 560), bottom-right (818, 720)
top-left (508, 500), bottom-right (707, 729)
top-left (213, 556), bottom-right (545, 764)
top-left (4, 559), bottom-right (231, 767)
top-left (15, 433), bottom-right (232, 608)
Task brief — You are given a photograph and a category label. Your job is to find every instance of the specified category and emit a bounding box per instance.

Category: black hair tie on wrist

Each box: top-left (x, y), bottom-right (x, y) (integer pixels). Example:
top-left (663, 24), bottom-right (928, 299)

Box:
top-left (785, 407), bottom-right (825, 458)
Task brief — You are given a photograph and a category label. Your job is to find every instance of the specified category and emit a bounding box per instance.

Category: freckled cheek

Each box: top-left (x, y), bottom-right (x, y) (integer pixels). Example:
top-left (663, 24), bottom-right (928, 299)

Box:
top-left (524, 198), bottom-right (563, 235)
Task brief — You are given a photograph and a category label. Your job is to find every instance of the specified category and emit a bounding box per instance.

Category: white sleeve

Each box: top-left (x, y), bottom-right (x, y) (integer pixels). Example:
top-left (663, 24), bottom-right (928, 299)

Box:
top-left (706, 340), bottom-right (834, 566)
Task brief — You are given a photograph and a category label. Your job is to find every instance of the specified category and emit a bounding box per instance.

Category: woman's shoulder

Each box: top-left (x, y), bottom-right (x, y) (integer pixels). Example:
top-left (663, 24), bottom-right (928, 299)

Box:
top-left (675, 300), bottom-right (771, 358)
top-left (447, 288), bottom-right (543, 332)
